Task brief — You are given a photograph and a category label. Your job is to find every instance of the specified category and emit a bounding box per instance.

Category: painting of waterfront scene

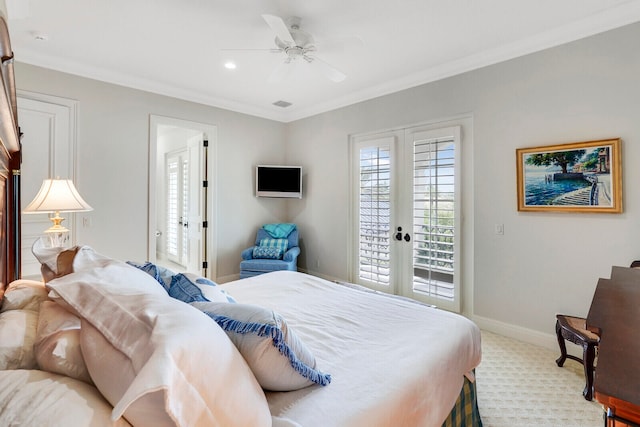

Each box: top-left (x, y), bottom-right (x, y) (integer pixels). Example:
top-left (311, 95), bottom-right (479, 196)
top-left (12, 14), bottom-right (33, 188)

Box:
top-left (516, 139), bottom-right (622, 213)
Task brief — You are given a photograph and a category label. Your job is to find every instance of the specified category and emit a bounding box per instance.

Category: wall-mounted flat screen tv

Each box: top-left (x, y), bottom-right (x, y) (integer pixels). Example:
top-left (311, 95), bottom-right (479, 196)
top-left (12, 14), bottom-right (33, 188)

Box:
top-left (256, 165), bottom-right (302, 199)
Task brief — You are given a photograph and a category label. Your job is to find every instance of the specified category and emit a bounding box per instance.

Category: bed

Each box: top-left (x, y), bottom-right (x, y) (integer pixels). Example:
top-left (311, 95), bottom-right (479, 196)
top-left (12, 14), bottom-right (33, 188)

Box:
top-left (0, 11), bottom-right (482, 427)
top-left (221, 271), bottom-right (482, 427)
top-left (0, 249), bottom-right (482, 427)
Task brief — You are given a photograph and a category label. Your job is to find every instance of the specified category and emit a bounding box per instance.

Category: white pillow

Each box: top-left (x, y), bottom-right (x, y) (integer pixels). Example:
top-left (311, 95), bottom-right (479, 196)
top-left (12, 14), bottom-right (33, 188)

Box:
top-left (46, 254), bottom-right (167, 317)
top-left (0, 369), bottom-right (131, 426)
top-left (1, 279), bottom-right (49, 312)
top-left (0, 309), bottom-right (39, 369)
top-left (191, 301), bottom-right (332, 391)
top-left (47, 253), bottom-right (271, 427)
top-left (34, 301), bottom-right (92, 384)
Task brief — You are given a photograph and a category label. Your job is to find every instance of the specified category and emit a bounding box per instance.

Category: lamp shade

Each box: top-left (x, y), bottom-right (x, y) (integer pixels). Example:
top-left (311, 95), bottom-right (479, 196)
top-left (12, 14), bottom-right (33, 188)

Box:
top-left (24, 179), bottom-right (93, 213)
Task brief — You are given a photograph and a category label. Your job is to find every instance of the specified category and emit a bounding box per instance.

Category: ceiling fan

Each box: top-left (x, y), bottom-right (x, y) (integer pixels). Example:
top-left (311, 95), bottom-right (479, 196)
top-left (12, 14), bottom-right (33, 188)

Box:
top-left (225, 14), bottom-right (350, 84)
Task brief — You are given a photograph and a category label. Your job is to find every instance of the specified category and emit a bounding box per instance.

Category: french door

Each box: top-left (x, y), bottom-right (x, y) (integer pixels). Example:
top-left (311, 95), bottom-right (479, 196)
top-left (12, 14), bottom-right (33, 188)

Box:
top-left (351, 124), bottom-right (461, 311)
top-left (165, 138), bottom-right (203, 272)
top-left (166, 150), bottom-right (188, 266)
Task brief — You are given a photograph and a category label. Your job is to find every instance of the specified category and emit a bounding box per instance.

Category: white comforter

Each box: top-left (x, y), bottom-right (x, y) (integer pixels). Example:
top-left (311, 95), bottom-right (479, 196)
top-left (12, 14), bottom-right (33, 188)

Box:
top-left (222, 271), bottom-right (482, 427)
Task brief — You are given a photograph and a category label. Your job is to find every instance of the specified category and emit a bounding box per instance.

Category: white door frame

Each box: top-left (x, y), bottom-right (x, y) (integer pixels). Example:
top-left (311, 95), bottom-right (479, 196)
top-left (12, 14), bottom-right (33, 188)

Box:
top-left (349, 117), bottom-right (469, 313)
top-left (148, 115), bottom-right (217, 279)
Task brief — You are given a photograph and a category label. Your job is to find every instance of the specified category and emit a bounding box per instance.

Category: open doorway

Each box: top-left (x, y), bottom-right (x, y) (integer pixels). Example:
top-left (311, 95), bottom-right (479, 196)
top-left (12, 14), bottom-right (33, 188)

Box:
top-left (149, 115), bottom-right (217, 279)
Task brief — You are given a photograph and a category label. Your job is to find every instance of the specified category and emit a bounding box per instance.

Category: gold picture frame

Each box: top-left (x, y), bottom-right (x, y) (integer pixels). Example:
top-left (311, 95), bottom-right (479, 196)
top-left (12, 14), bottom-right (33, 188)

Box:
top-left (516, 138), bottom-right (622, 213)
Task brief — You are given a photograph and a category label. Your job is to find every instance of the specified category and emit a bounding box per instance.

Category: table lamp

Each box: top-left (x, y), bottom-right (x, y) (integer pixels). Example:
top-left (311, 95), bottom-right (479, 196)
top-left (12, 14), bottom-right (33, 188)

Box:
top-left (23, 178), bottom-right (93, 247)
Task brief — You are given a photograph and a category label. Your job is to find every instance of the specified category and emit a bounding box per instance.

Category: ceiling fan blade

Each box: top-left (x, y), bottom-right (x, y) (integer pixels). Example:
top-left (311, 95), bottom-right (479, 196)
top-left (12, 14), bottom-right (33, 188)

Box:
top-left (267, 60), bottom-right (293, 84)
top-left (262, 14), bottom-right (295, 46)
top-left (220, 48), bottom-right (281, 53)
top-left (309, 56), bottom-right (346, 83)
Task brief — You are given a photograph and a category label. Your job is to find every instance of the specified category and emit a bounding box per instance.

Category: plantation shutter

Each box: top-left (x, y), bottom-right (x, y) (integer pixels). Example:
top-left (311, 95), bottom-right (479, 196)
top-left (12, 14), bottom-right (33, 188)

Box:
top-left (352, 123), bottom-right (463, 311)
top-left (166, 158), bottom-right (179, 259)
top-left (357, 142), bottom-right (392, 286)
top-left (412, 135), bottom-right (456, 300)
top-left (181, 157), bottom-right (189, 262)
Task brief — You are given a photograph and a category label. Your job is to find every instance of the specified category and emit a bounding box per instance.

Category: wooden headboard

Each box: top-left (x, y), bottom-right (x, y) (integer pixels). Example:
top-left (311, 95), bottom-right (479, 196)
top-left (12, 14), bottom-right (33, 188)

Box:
top-left (0, 12), bottom-right (22, 298)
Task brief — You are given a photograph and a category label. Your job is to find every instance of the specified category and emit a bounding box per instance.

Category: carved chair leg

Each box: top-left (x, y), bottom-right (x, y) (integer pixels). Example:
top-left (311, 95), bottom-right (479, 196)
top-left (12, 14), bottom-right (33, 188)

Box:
top-left (555, 320), bottom-right (568, 367)
top-left (582, 344), bottom-right (596, 401)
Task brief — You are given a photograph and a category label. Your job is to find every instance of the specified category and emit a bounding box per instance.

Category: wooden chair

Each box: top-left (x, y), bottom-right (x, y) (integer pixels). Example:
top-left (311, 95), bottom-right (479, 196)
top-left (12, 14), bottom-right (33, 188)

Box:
top-left (555, 260), bottom-right (640, 402)
top-left (555, 314), bottom-right (600, 400)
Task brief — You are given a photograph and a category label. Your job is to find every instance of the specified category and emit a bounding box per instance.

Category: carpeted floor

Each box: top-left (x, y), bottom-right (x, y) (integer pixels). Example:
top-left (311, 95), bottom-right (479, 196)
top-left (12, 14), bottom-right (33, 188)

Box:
top-left (475, 330), bottom-right (604, 427)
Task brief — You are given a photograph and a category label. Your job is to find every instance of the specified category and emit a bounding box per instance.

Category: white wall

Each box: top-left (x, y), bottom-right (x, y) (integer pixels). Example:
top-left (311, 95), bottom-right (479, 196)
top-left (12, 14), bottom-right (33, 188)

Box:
top-left (286, 22), bottom-right (640, 344)
top-left (15, 62), bottom-right (289, 280)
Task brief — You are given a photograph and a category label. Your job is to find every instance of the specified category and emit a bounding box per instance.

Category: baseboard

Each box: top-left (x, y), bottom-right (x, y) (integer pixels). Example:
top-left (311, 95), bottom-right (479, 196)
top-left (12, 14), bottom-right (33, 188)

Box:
top-left (216, 273), bottom-right (240, 284)
top-left (472, 314), bottom-right (560, 353)
top-left (297, 267), bottom-right (342, 283)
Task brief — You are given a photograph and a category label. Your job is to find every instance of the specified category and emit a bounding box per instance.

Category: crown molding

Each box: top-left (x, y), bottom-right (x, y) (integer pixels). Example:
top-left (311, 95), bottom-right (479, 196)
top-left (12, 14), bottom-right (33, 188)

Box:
top-left (15, 2), bottom-right (640, 123)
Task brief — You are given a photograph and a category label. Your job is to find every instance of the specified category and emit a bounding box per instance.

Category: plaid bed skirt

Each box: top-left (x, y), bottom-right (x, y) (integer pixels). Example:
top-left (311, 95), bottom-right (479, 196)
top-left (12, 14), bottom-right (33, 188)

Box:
top-left (441, 375), bottom-right (483, 427)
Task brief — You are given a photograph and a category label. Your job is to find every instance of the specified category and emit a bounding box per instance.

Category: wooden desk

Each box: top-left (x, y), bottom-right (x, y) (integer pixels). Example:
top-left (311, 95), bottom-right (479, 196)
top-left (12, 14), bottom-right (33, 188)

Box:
top-left (587, 271), bottom-right (640, 426)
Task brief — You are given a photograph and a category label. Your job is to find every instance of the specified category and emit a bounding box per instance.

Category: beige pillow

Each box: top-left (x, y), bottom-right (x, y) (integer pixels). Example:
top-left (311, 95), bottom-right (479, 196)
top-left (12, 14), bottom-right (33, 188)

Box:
top-left (81, 320), bottom-right (179, 427)
top-left (31, 237), bottom-right (80, 283)
top-left (0, 309), bottom-right (39, 369)
top-left (1, 279), bottom-right (49, 312)
top-left (34, 301), bottom-right (92, 384)
top-left (47, 253), bottom-right (271, 427)
top-left (0, 370), bottom-right (131, 426)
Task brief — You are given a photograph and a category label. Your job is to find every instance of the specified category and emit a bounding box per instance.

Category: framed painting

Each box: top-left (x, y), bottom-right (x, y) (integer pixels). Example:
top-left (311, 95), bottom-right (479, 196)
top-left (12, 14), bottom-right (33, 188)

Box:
top-left (516, 138), bottom-right (622, 213)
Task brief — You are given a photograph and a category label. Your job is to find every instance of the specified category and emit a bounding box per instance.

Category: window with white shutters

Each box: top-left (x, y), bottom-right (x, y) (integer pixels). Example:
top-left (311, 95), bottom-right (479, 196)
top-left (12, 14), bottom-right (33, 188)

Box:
top-left (166, 158), bottom-right (179, 259)
top-left (412, 135), bottom-right (456, 301)
top-left (358, 144), bottom-right (392, 286)
top-left (352, 123), bottom-right (462, 311)
top-left (166, 150), bottom-right (190, 267)
top-left (181, 157), bottom-right (189, 262)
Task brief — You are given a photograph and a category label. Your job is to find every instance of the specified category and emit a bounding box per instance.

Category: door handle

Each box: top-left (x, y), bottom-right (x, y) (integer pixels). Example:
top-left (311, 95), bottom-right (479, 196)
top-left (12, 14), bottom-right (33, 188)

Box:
top-left (394, 227), bottom-right (410, 242)
top-left (395, 227), bottom-right (403, 241)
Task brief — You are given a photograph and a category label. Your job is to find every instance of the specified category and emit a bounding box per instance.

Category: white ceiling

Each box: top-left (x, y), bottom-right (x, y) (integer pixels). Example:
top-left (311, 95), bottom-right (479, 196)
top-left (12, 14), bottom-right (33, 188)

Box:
top-left (6, 0), bottom-right (640, 122)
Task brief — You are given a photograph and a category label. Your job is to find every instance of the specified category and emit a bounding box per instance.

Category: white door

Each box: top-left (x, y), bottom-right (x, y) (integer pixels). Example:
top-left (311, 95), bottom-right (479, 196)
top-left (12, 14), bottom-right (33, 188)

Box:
top-left (164, 136), bottom-right (204, 272)
top-left (398, 126), bottom-right (461, 311)
top-left (351, 124), bottom-right (461, 311)
top-left (165, 150), bottom-right (188, 267)
top-left (18, 93), bottom-right (76, 278)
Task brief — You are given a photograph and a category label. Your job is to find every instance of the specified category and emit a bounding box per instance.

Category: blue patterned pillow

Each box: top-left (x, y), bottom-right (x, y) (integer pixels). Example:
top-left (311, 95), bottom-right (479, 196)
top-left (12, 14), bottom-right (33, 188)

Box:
top-left (257, 238), bottom-right (288, 259)
top-left (168, 273), bottom-right (236, 304)
top-left (126, 261), bottom-right (173, 291)
top-left (252, 246), bottom-right (282, 259)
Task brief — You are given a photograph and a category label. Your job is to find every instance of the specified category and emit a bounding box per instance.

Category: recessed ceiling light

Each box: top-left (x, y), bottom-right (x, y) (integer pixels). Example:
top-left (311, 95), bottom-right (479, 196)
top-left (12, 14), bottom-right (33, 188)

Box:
top-left (224, 61), bottom-right (237, 70)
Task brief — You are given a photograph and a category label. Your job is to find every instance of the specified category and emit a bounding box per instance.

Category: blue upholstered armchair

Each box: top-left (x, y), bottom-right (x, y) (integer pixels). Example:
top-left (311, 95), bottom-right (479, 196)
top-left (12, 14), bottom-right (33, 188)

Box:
top-left (240, 226), bottom-right (300, 279)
